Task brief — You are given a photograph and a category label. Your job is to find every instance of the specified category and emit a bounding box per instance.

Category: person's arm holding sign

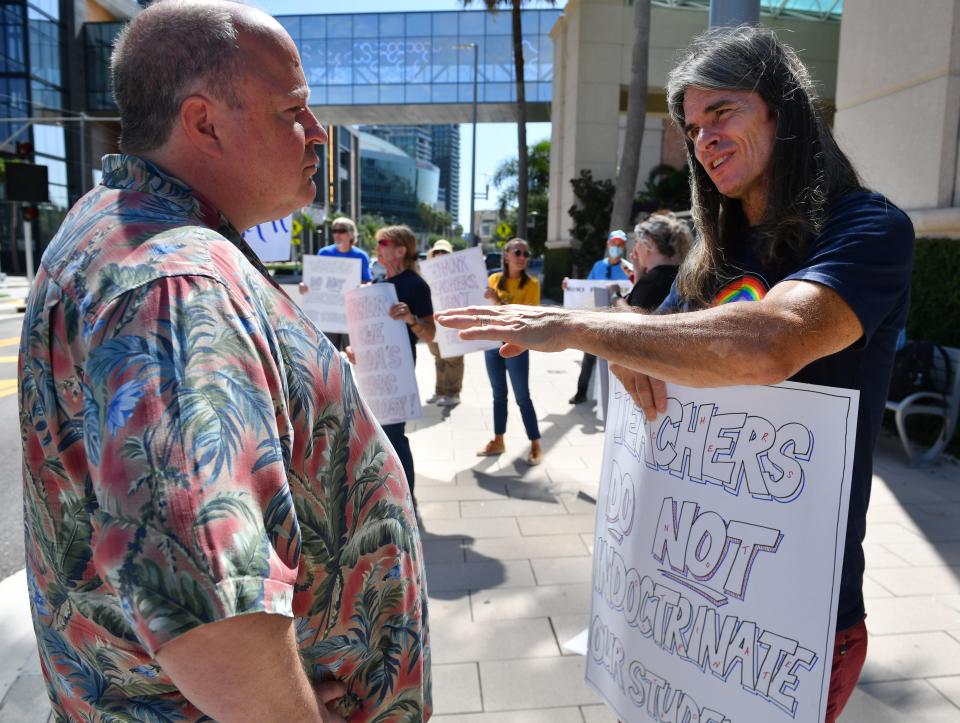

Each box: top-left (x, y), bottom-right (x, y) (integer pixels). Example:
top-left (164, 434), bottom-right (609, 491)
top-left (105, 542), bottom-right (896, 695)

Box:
top-left (390, 301), bottom-right (435, 343)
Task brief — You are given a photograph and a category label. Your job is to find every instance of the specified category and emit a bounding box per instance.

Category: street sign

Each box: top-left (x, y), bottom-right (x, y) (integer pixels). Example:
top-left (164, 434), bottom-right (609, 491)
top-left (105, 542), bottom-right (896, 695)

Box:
top-left (496, 222), bottom-right (511, 240)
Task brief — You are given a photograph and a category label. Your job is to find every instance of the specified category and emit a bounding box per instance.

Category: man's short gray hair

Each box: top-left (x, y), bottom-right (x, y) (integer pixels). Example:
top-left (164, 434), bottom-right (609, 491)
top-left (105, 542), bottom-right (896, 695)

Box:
top-left (111, 0), bottom-right (258, 154)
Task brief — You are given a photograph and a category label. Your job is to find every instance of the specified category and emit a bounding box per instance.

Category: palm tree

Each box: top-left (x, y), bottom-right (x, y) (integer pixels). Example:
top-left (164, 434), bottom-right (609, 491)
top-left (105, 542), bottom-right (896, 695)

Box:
top-left (610, 0), bottom-right (651, 233)
top-left (461, 0), bottom-right (556, 240)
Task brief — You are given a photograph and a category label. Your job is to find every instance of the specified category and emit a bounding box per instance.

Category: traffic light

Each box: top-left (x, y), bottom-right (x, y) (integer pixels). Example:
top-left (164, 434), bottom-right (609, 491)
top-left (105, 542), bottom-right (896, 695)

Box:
top-left (15, 141), bottom-right (33, 158)
top-left (22, 205), bottom-right (38, 222)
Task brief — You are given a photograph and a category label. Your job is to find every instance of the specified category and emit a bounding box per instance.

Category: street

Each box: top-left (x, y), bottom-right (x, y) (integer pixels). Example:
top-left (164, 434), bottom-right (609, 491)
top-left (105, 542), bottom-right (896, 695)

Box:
top-left (0, 313), bottom-right (24, 581)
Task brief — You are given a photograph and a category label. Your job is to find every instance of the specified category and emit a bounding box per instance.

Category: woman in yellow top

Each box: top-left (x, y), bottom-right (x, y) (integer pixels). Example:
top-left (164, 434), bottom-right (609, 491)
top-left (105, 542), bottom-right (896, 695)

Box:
top-left (477, 238), bottom-right (543, 465)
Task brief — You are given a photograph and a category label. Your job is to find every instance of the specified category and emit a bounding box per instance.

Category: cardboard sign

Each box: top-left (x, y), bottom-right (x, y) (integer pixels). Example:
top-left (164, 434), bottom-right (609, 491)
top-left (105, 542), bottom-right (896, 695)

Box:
top-left (345, 284), bottom-right (422, 425)
top-left (242, 215), bottom-right (293, 262)
top-left (586, 377), bottom-right (858, 723)
top-left (301, 255), bottom-right (362, 334)
top-left (419, 246), bottom-right (500, 358)
top-left (564, 279), bottom-right (632, 309)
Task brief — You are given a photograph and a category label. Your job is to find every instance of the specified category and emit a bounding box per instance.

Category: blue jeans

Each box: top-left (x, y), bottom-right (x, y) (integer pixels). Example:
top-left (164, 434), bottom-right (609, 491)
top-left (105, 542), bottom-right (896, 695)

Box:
top-left (484, 349), bottom-right (541, 441)
top-left (383, 422), bottom-right (414, 496)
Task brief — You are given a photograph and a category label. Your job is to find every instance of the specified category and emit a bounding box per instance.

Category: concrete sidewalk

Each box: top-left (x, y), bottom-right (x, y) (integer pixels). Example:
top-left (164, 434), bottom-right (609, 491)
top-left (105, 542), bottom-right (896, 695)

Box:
top-left (2, 347), bottom-right (960, 721)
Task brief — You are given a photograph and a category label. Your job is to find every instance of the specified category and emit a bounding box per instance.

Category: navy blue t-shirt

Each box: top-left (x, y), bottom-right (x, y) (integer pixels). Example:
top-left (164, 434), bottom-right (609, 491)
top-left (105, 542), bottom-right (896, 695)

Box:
top-left (658, 191), bottom-right (915, 632)
top-left (378, 269), bottom-right (433, 360)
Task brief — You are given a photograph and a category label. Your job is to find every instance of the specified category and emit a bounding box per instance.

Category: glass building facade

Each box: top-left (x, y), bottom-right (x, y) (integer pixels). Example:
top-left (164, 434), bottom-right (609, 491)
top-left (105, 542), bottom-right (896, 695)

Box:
top-left (359, 131), bottom-right (439, 229)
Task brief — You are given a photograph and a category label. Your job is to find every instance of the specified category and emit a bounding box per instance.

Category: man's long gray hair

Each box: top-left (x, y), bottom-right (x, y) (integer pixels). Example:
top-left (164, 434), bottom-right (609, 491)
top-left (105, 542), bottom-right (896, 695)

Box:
top-left (111, 0), bottom-right (254, 154)
top-left (666, 26), bottom-right (862, 305)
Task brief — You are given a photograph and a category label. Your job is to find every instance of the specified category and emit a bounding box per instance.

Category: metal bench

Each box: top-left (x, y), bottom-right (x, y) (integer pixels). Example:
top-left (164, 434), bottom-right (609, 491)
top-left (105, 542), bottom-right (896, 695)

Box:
top-left (885, 345), bottom-right (960, 465)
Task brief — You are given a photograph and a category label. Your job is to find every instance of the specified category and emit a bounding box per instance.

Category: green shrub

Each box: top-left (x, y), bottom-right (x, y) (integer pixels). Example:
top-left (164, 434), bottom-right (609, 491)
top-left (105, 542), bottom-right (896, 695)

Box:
top-left (906, 237), bottom-right (960, 347)
top-left (543, 246), bottom-right (571, 302)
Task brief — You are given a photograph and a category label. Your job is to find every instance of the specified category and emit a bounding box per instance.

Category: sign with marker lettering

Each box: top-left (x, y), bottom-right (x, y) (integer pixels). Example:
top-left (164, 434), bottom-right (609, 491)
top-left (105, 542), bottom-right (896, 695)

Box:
top-left (301, 255), bottom-right (362, 334)
top-left (420, 246), bottom-right (499, 358)
top-left (345, 284), bottom-right (422, 425)
top-left (586, 377), bottom-right (858, 723)
top-left (242, 214), bottom-right (293, 262)
top-left (564, 279), bottom-right (632, 309)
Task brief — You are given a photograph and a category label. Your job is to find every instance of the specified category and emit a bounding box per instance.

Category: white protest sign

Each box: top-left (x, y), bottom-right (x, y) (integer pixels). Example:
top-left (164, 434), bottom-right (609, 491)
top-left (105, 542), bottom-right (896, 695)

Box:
top-left (301, 255), bottom-right (362, 334)
top-left (345, 284), bottom-right (422, 425)
top-left (564, 279), bottom-right (632, 309)
top-left (586, 377), bottom-right (858, 723)
top-left (242, 215), bottom-right (293, 262)
top-left (419, 246), bottom-right (500, 358)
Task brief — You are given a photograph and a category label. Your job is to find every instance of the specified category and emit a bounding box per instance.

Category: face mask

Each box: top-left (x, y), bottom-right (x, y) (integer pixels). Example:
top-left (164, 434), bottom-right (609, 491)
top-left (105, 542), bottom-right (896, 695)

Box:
top-left (608, 246), bottom-right (623, 259)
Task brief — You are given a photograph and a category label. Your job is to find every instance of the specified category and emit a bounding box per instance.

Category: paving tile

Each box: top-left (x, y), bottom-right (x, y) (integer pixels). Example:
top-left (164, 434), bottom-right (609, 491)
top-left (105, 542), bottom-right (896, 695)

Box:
top-left (550, 614), bottom-right (590, 656)
top-left (530, 557), bottom-right (593, 585)
top-left (422, 517), bottom-right (521, 539)
top-left (581, 533), bottom-right (595, 554)
top-left (0, 665), bottom-right (51, 723)
top-left (581, 704), bottom-right (617, 723)
top-left (864, 595), bottom-right (960, 635)
top-left (461, 499), bottom-right (568, 518)
top-left (518, 514), bottom-right (596, 536)
top-left (890, 541), bottom-right (960, 567)
top-left (860, 631), bottom-right (960, 683)
top-left (416, 485), bottom-right (508, 503)
top-left (422, 538), bottom-right (466, 564)
top-left (464, 534), bottom-right (589, 563)
top-left (428, 591), bottom-right (473, 624)
top-left (432, 663), bottom-right (482, 716)
top-left (862, 574), bottom-right (895, 599)
top-left (841, 679), bottom-right (960, 723)
top-left (479, 656), bottom-right (604, 710)
top-left (418, 501), bottom-right (463, 520)
top-left (863, 522), bottom-right (926, 545)
top-left (863, 543), bottom-right (912, 569)
top-left (431, 617), bottom-right (560, 664)
top-left (432, 709), bottom-right (585, 723)
top-left (870, 476), bottom-right (954, 505)
top-left (471, 583), bottom-right (592, 621)
top-left (928, 676), bottom-right (960, 710)
top-left (426, 560), bottom-right (535, 593)
top-left (0, 571), bottom-right (38, 697)
top-left (868, 566), bottom-right (960, 596)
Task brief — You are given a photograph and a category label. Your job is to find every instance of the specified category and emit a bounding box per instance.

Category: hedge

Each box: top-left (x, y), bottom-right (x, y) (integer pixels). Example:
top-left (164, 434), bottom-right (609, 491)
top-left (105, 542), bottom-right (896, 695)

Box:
top-left (906, 237), bottom-right (960, 348)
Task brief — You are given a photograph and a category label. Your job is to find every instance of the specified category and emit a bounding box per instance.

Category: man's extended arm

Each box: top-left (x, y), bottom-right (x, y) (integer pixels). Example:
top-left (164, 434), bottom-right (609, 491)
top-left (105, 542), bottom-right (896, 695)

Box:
top-left (436, 278), bottom-right (862, 388)
top-left (156, 613), bottom-right (345, 722)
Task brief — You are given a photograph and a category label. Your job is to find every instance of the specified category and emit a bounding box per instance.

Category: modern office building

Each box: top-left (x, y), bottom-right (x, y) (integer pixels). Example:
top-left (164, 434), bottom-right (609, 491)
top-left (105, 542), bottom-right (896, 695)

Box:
top-left (358, 131), bottom-right (440, 229)
top-left (361, 125), bottom-right (433, 162)
top-left (430, 124), bottom-right (460, 219)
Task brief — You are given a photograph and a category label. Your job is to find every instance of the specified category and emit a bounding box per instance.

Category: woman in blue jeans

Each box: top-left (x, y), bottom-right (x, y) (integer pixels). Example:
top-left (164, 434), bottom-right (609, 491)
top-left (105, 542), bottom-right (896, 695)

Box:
top-left (477, 238), bottom-right (543, 465)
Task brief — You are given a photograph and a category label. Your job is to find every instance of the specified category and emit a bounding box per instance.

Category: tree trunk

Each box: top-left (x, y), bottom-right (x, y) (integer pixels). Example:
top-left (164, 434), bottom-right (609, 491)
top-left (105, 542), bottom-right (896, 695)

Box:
top-left (610, 0), bottom-right (651, 234)
top-left (511, 0), bottom-right (528, 239)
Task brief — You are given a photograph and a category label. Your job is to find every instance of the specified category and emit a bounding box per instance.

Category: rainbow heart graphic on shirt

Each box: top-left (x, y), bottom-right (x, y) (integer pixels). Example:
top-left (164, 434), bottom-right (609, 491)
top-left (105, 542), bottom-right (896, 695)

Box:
top-left (713, 274), bottom-right (769, 306)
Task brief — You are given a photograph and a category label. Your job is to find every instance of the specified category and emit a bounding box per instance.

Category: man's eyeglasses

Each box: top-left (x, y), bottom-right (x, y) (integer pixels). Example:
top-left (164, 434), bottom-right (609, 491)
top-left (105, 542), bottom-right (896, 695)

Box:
top-left (510, 249), bottom-right (530, 258)
top-left (332, 228), bottom-right (349, 234)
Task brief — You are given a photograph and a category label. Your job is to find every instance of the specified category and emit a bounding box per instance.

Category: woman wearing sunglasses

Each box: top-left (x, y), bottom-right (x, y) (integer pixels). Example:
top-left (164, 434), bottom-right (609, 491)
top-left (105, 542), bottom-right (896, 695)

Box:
top-left (477, 238), bottom-right (544, 465)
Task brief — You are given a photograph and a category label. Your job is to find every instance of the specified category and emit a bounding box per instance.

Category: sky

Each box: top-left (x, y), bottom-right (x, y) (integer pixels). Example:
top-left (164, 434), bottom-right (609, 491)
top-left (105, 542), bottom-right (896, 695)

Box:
top-left (257, 0), bottom-right (566, 230)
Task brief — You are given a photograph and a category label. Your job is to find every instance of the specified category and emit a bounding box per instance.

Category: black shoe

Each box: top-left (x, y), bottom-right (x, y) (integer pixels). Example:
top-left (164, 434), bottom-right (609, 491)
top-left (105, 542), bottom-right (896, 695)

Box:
top-left (569, 392), bottom-right (588, 404)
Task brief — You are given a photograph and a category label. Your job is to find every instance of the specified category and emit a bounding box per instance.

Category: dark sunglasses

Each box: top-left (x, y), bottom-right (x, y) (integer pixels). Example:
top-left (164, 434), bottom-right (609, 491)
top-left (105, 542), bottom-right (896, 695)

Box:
top-left (332, 227), bottom-right (349, 234)
top-left (377, 239), bottom-right (393, 247)
top-left (509, 249), bottom-right (530, 258)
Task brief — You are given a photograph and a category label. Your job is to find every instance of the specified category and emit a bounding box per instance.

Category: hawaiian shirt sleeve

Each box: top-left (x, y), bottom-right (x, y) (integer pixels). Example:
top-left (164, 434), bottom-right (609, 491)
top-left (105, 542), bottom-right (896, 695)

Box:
top-left (83, 275), bottom-right (295, 655)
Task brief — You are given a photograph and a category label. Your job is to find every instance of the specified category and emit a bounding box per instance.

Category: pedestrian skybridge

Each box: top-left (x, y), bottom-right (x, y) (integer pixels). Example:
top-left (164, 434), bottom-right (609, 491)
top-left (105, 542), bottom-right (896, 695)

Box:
top-left (84, 8), bottom-right (563, 124)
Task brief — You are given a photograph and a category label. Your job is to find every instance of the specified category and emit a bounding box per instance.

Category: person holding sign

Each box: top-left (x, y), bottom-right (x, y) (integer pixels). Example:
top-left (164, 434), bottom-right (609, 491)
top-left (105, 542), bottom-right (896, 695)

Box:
top-left (368, 225), bottom-right (435, 494)
top-left (298, 216), bottom-right (370, 350)
top-left (437, 26), bottom-right (914, 722)
top-left (424, 238), bottom-right (465, 407)
top-left (477, 238), bottom-right (544, 466)
top-left (567, 230), bottom-right (632, 405)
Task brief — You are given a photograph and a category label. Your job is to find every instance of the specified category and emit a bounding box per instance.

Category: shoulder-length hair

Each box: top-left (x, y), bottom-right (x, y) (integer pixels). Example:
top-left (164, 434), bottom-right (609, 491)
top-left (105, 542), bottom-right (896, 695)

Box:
top-left (376, 225), bottom-right (420, 273)
top-left (666, 26), bottom-right (862, 304)
top-left (498, 238), bottom-right (532, 291)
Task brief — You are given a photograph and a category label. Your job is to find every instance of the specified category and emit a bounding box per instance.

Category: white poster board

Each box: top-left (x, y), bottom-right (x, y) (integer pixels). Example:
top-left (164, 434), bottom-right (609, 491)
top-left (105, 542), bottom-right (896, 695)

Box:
top-left (345, 284), bottom-right (422, 425)
top-left (586, 376), bottom-right (858, 723)
top-left (564, 279), bottom-right (632, 309)
top-left (419, 246), bottom-right (500, 358)
top-left (242, 215), bottom-right (294, 262)
top-left (301, 255), bottom-right (362, 334)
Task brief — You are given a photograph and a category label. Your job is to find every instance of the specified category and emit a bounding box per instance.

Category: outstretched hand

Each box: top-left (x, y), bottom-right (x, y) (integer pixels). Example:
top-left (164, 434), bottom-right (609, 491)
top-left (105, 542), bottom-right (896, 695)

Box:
top-left (434, 304), bottom-right (575, 358)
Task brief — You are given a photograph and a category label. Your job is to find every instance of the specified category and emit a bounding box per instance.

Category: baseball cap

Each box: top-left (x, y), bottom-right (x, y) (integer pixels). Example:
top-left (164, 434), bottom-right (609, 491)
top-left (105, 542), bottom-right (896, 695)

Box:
top-left (607, 230), bottom-right (628, 245)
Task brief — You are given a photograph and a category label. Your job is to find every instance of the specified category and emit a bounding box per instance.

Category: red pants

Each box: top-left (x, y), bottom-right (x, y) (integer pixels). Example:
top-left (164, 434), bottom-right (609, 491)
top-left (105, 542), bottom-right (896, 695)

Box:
top-left (825, 620), bottom-right (868, 722)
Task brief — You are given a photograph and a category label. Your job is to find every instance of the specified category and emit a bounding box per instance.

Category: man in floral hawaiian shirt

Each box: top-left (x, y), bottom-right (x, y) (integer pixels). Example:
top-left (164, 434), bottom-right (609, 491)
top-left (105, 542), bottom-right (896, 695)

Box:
top-left (17, 2), bottom-right (430, 720)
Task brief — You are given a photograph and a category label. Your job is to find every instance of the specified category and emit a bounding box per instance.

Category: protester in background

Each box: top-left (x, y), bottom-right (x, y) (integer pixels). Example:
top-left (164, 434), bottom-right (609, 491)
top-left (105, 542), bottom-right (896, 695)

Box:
top-left (477, 238), bottom-right (543, 465)
top-left (299, 216), bottom-right (371, 350)
top-left (611, 213), bottom-right (692, 312)
top-left (18, 2), bottom-right (430, 720)
top-left (568, 229), bottom-right (632, 404)
top-left (424, 238), bottom-right (465, 407)
top-left (436, 26), bottom-right (914, 722)
top-left (374, 224), bottom-right (435, 494)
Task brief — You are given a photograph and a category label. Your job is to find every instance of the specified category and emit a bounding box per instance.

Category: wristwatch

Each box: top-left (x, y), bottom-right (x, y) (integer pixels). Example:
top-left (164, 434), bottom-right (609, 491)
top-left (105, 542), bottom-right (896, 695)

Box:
top-left (407, 314), bottom-right (420, 327)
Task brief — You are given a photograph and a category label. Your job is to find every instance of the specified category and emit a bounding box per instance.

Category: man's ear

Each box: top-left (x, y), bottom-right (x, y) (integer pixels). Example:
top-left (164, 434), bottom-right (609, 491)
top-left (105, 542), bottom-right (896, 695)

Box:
top-left (180, 95), bottom-right (224, 158)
